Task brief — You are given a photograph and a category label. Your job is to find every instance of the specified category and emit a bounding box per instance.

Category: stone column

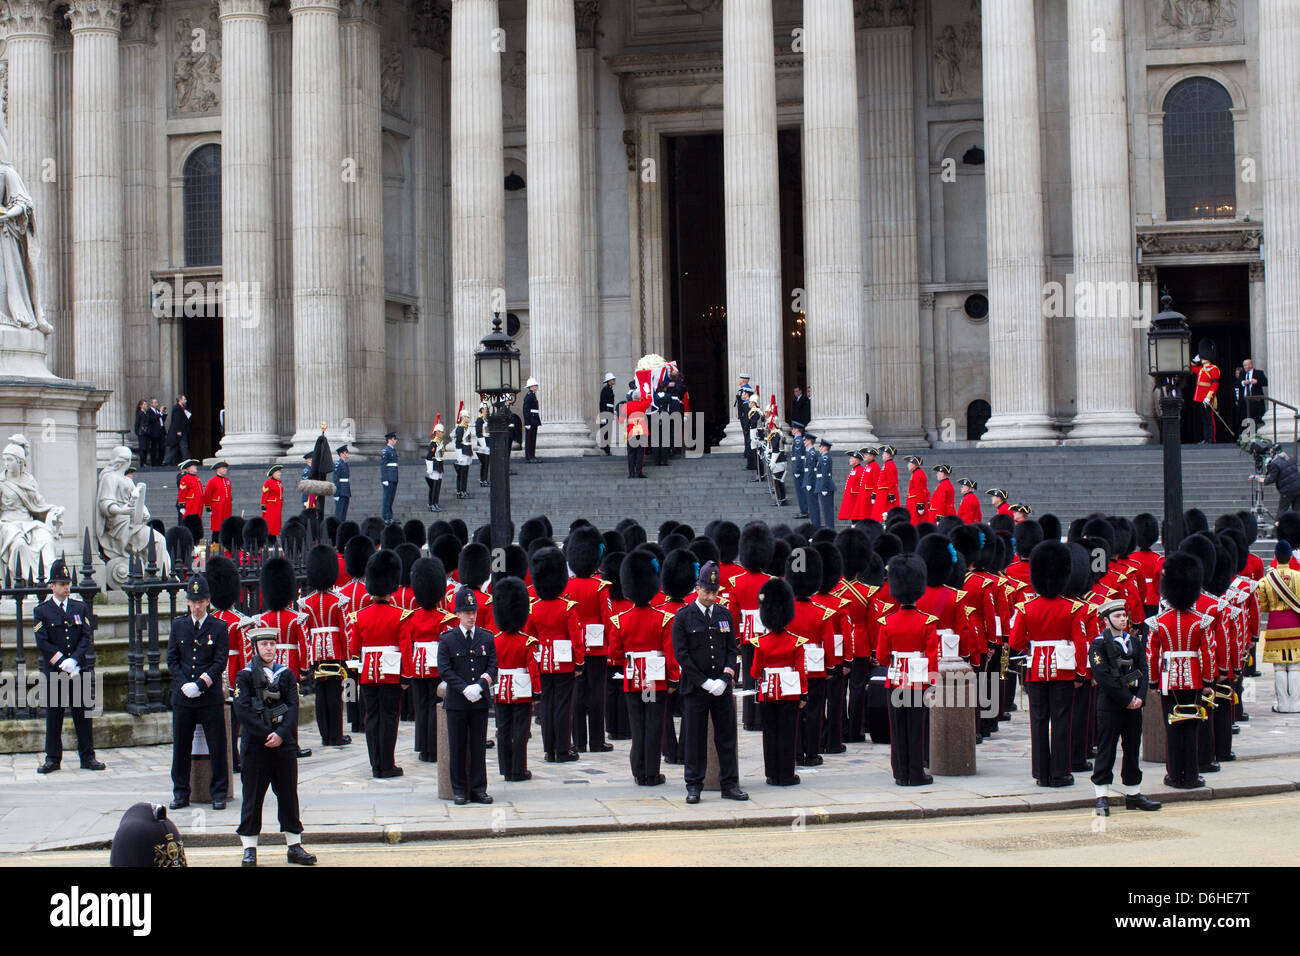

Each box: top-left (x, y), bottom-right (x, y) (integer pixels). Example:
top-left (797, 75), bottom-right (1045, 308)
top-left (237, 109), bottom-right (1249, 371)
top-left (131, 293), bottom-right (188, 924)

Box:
top-left (861, 17), bottom-right (921, 441)
top-left (1063, 0), bottom-right (1146, 445)
top-left (1260, 0), bottom-right (1300, 434)
top-left (576, 1), bottom-right (601, 440)
top-left (526, 0), bottom-right (594, 454)
top-left (1248, 261), bottom-right (1267, 376)
top-left (287, 0), bottom-right (348, 456)
top-left (978, 0), bottom-right (1057, 445)
top-left (720, 0), bottom-right (783, 450)
top-left (214, 0), bottom-right (282, 461)
top-left (918, 292), bottom-right (937, 443)
top-left (68, 0), bottom-right (126, 454)
top-left (1, 0), bottom-right (59, 373)
top-left (339, 0), bottom-right (384, 456)
top-left (450, 0), bottom-right (505, 412)
top-left (802, 0), bottom-right (874, 443)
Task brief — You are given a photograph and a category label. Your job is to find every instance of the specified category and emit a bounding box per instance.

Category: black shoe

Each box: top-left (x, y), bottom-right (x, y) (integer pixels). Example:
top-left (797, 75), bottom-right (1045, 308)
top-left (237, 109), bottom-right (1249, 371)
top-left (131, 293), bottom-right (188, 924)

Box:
top-left (1238, 713), bottom-right (1250, 722)
top-left (418, 753), bottom-right (434, 762)
top-left (721, 786), bottom-right (749, 801)
top-left (1219, 752), bottom-right (1237, 761)
top-left (1125, 793), bottom-right (1162, 811)
top-left (796, 755), bottom-right (824, 767)
top-left (643, 773), bottom-right (666, 786)
top-left (766, 776), bottom-right (777, 785)
top-left (596, 742), bottom-right (614, 752)
top-left (823, 745), bottom-right (846, 755)
top-left (509, 771), bottom-right (532, 781)
top-left (80, 759), bottom-right (106, 771)
top-left (485, 739), bottom-right (494, 749)
top-left (998, 712), bottom-right (1013, 721)
top-left (1200, 762), bottom-right (1221, 773)
top-left (380, 767), bottom-right (404, 778)
top-left (1048, 775), bottom-right (1074, 787)
top-left (788, 774), bottom-right (801, 785)
top-left (454, 794), bottom-right (468, 805)
top-left (1072, 761), bottom-right (1093, 772)
top-left (338, 735), bottom-right (352, 745)
top-left (556, 750), bottom-right (579, 762)
top-left (242, 848), bottom-right (257, 867)
top-left (169, 797), bottom-right (190, 810)
top-left (297, 748), bottom-right (312, 758)
top-left (469, 792), bottom-right (493, 804)
top-left (1189, 776), bottom-right (1206, 788)
top-left (287, 844), bottom-right (318, 865)
top-left (895, 777), bottom-right (909, 786)
top-left (212, 800), bottom-right (226, 811)
top-left (1094, 797), bottom-right (1110, 816)
top-left (844, 735), bottom-right (866, 743)
top-left (36, 760), bottom-right (60, 774)
top-left (685, 787), bottom-right (701, 804)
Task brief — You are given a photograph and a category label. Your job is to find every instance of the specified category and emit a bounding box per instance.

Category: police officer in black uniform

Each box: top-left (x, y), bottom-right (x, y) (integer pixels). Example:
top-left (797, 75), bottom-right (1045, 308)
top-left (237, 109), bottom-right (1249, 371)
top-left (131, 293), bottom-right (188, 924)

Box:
top-left (1089, 598), bottom-right (1161, 815)
top-left (671, 561), bottom-right (748, 804)
top-left (234, 630), bottom-right (317, 866)
top-left (34, 559), bottom-right (105, 773)
top-left (436, 587), bottom-right (498, 805)
top-left (167, 574), bottom-right (231, 810)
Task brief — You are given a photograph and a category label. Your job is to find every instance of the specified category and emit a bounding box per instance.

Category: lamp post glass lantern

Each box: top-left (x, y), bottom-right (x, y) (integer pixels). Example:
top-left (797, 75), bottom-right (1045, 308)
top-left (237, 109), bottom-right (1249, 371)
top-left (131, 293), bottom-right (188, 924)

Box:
top-left (475, 314), bottom-right (521, 552)
top-left (1148, 289), bottom-right (1192, 551)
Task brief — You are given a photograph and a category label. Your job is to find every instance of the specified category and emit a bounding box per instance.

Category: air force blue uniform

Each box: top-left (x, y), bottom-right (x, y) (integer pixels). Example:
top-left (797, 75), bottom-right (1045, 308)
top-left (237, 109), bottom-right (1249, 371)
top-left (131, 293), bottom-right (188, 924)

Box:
top-left (790, 433), bottom-right (808, 516)
top-left (333, 456), bottom-right (351, 521)
top-left (380, 443), bottom-right (399, 522)
top-left (814, 450), bottom-right (835, 528)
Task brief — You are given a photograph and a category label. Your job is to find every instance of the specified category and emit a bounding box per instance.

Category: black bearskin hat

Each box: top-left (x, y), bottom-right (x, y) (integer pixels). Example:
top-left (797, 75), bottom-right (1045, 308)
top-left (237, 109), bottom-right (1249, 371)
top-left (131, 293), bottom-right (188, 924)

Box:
top-left (166, 525), bottom-right (194, 570)
top-left (739, 522), bottom-right (775, 573)
top-left (616, 519), bottom-right (647, 551)
top-left (1277, 511), bottom-right (1300, 549)
top-left (323, 515), bottom-right (340, 547)
top-left (306, 544), bottom-right (339, 593)
top-left (361, 517), bottom-right (385, 544)
top-left (1013, 520), bottom-right (1044, 559)
top-left (636, 541), bottom-right (664, 564)
top-left (815, 541), bottom-right (842, 594)
top-left (259, 556), bottom-right (296, 612)
top-left (219, 516), bottom-right (246, 554)
top-left (1110, 517), bottom-right (1135, 559)
top-left (989, 513), bottom-right (1014, 536)
top-left (757, 578), bottom-right (795, 633)
top-left (403, 519), bottom-right (427, 549)
top-left (602, 530), bottom-right (626, 556)
top-left (279, 517), bottom-right (307, 557)
top-left (430, 534), bottom-right (461, 576)
top-left (1065, 542), bottom-right (1094, 598)
top-left (1133, 513), bottom-right (1160, 550)
top-left (874, 532), bottom-right (903, 566)
top-left (380, 524), bottom-right (406, 552)
top-left (206, 555), bottom-right (241, 612)
top-left (428, 519), bottom-right (454, 542)
top-left (473, 524), bottom-right (493, 547)
top-left (499, 544), bottom-right (528, 581)
top-left (566, 524), bottom-right (604, 578)
top-left (411, 557), bottom-right (447, 612)
top-left (448, 519), bottom-right (469, 545)
top-left (660, 532), bottom-right (690, 555)
top-left (1028, 540), bottom-right (1071, 599)
top-left (915, 521), bottom-right (937, 540)
top-left (687, 535), bottom-right (720, 569)
top-left (661, 549), bottom-right (699, 601)
top-left (621, 549), bottom-right (661, 608)
top-left (344, 535), bottom-right (374, 580)
top-left (182, 513), bottom-right (205, 546)
top-left (766, 538), bottom-right (791, 578)
top-left (492, 576), bottom-right (531, 633)
top-left (917, 533), bottom-right (959, 589)
top-left (243, 516), bottom-right (269, 552)
top-left (835, 527), bottom-right (872, 581)
top-left (889, 522), bottom-right (918, 554)
top-left (714, 521), bottom-right (741, 564)
top-left (1179, 533), bottom-right (1216, 590)
top-left (1235, 510), bottom-right (1259, 545)
top-left (949, 524), bottom-right (983, 566)
top-left (458, 542), bottom-right (492, 591)
top-left (1161, 552), bottom-right (1204, 611)
top-left (601, 551), bottom-right (627, 602)
top-left (519, 517), bottom-right (549, 554)
top-left (530, 546), bottom-right (569, 601)
top-left (1209, 536), bottom-right (1236, 595)
top-left (784, 546), bottom-right (823, 600)
top-left (364, 547), bottom-right (401, 598)
top-left (675, 523), bottom-right (696, 542)
top-left (335, 520), bottom-right (361, 550)
top-left (862, 552), bottom-right (886, 587)
top-left (886, 555), bottom-right (927, 606)
top-left (1183, 508), bottom-right (1209, 536)
top-left (935, 515), bottom-right (962, 536)
top-left (1038, 513), bottom-right (1061, 543)
top-left (657, 519), bottom-right (680, 543)
top-left (396, 543), bottom-right (421, 588)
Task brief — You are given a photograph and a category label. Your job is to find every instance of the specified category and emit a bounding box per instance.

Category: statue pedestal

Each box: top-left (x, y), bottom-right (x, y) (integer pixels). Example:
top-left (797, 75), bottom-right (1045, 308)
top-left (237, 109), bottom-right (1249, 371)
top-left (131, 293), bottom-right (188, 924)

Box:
top-left (929, 658), bottom-right (978, 776)
top-left (0, 367), bottom-right (109, 561)
top-left (1141, 689), bottom-right (1166, 764)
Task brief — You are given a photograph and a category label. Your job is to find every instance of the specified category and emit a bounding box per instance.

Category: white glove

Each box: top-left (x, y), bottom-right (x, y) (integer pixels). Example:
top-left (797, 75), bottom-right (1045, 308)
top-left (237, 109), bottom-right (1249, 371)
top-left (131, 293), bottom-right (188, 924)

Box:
top-left (706, 678), bottom-right (726, 696)
top-left (382, 481), bottom-right (389, 487)
top-left (59, 658), bottom-right (78, 675)
top-left (181, 681), bottom-right (201, 698)
top-left (463, 682), bottom-right (483, 703)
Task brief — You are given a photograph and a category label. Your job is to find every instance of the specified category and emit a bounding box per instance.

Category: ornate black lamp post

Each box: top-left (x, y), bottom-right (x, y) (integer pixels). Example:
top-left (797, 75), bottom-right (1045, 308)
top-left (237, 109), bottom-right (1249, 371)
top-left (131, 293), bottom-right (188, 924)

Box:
top-left (1148, 289), bottom-right (1193, 552)
top-left (474, 313), bottom-right (522, 553)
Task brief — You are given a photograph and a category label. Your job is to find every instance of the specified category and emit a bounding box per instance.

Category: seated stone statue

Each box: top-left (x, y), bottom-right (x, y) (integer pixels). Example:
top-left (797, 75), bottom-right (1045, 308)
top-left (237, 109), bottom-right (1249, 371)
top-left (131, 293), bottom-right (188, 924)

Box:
top-left (0, 434), bottom-right (63, 580)
top-left (95, 446), bottom-right (169, 580)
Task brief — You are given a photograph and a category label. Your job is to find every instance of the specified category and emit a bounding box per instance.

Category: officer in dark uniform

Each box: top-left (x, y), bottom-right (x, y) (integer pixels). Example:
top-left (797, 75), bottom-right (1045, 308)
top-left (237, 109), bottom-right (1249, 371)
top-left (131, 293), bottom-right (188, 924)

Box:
top-left (814, 438), bottom-right (835, 528)
top-left (380, 431), bottom-right (399, 523)
top-left (651, 376), bottom-right (672, 466)
top-left (166, 574), bottom-right (231, 810)
top-left (789, 422), bottom-right (808, 517)
top-left (333, 444), bottom-right (351, 521)
top-left (671, 561), bottom-right (748, 804)
top-left (436, 587), bottom-right (498, 804)
top-left (599, 373), bottom-right (617, 455)
top-left (803, 434), bottom-right (821, 528)
top-left (523, 378), bottom-right (541, 461)
top-left (234, 630), bottom-right (317, 866)
top-left (34, 559), bottom-right (105, 773)
top-left (1089, 598), bottom-right (1161, 815)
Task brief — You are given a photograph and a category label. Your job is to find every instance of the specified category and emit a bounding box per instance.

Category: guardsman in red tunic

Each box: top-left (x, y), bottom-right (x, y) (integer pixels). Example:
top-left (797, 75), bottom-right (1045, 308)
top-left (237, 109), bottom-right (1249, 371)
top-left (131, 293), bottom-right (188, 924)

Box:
top-left (833, 530), bottom-right (879, 743)
top-left (338, 535), bottom-right (374, 733)
top-left (951, 524), bottom-right (1000, 738)
top-left (391, 543), bottom-right (421, 612)
top-left (785, 547), bottom-right (836, 767)
top-left (177, 459), bottom-right (204, 523)
top-left (1179, 533), bottom-right (1230, 773)
top-left (956, 478), bottom-right (982, 523)
top-left (301, 545), bottom-right (351, 748)
top-left (601, 550), bottom-right (634, 740)
top-left (491, 576), bottom-right (540, 781)
top-left (751, 578), bottom-right (807, 786)
top-left (876, 554), bottom-right (939, 786)
top-left (925, 464), bottom-right (956, 523)
top-left (904, 455), bottom-right (929, 525)
top-left (872, 445), bottom-right (900, 522)
top-left (810, 543), bottom-right (851, 754)
top-left (206, 556), bottom-right (250, 773)
top-left (609, 550), bottom-right (680, 785)
top-left (654, 550), bottom-right (699, 765)
top-left (852, 447), bottom-right (879, 523)
top-left (714, 520), bottom-right (744, 605)
top-left (249, 557), bottom-right (312, 758)
top-left (529, 546), bottom-right (584, 762)
top-left (260, 465), bottom-right (284, 542)
top-left (564, 526), bottom-right (613, 753)
top-left (989, 488), bottom-right (1012, 518)
top-left (1131, 513), bottom-right (1164, 616)
top-left (915, 534), bottom-right (976, 661)
top-left (731, 523), bottom-right (776, 732)
top-left (347, 549), bottom-right (410, 778)
top-left (1009, 540), bottom-right (1089, 786)
top-left (838, 449), bottom-right (865, 523)
top-left (1148, 553), bottom-right (1215, 789)
top-left (203, 460), bottom-right (233, 545)
top-left (399, 556), bottom-right (458, 763)
top-left (1191, 352), bottom-right (1220, 443)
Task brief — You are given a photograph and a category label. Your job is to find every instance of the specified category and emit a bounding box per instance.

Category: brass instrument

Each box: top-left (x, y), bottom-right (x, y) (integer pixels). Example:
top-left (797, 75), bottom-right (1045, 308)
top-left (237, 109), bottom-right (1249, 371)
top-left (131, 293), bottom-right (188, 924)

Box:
top-left (1000, 643), bottom-right (1010, 677)
top-left (313, 661), bottom-right (351, 681)
top-left (1214, 682), bottom-right (1236, 704)
top-left (1200, 686), bottom-right (1217, 709)
top-left (1168, 702), bottom-right (1206, 724)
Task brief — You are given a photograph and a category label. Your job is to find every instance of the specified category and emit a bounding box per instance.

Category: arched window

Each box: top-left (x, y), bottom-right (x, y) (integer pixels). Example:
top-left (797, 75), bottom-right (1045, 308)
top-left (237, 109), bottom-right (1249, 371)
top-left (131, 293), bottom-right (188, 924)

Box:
top-left (1163, 78), bottom-right (1235, 221)
top-left (183, 144), bottom-right (221, 267)
top-left (966, 400), bottom-right (990, 442)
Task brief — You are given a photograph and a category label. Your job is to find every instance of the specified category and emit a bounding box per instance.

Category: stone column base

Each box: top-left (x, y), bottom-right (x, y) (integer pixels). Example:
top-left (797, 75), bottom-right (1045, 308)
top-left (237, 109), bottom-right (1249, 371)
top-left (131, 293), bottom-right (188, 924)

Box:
top-left (215, 432), bottom-right (286, 464)
top-left (805, 416), bottom-right (878, 447)
top-left (533, 422), bottom-right (597, 457)
top-left (1063, 412), bottom-right (1150, 446)
top-left (978, 414), bottom-right (1059, 447)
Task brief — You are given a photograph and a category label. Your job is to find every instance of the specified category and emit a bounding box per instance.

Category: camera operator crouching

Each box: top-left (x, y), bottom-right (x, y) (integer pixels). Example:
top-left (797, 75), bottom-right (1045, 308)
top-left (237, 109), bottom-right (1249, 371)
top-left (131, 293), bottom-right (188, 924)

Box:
top-left (1252, 441), bottom-right (1300, 516)
top-left (233, 629), bottom-right (317, 867)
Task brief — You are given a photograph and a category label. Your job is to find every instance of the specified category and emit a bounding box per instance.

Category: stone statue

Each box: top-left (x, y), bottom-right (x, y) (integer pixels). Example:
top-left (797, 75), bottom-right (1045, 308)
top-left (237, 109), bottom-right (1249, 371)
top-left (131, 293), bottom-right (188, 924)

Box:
top-left (95, 445), bottom-right (170, 586)
top-left (0, 434), bottom-right (63, 580)
top-left (0, 133), bottom-right (52, 335)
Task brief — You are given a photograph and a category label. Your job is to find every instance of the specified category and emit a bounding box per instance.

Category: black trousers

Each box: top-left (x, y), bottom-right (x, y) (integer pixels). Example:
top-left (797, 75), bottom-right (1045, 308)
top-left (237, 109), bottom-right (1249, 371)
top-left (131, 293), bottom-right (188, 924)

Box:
top-left (1200, 402), bottom-right (1216, 442)
top-left (1197, 700), bottom-right (1216, 768)
top-left (627, 443), bottom-right (645, 478)
top-left (171, 702), bottom-right (229, 802)
top-left (229, 703), bottom-right (242, 772)
top-left (662, 689), bottom-right (682, 762)
top-left (625, 692), bottom-right (667, 781)
top-left (1002, 667), bottom-right (1018, 715)
top-left (148, 435), bottom-right (165, 466)
top-left (496, 701), bottom-right (532, 777)
top-left (888, 696), bottom-right (927, 784)
top-left (682, 687), bottom-right (739, 789)
top-left (740, 642), bottom-right (759, 730)
top-left (798, 676), bottom-right (827, 762)
top-left (823, 666), bottom-right (846, 750)
top-left (361, 683), bottom-right (401, 773)
top-left (1070, 682), bottom-right (1093, 766)
top-left (1213, 683), bottom-right (1235, 760)
top-left (410, 677), bottom-right (442, 759)
top-left (606, 670), bottom-right (630, 738)
top-left (42, 673), bottom-right (96, 763)
top-left (572, 655), bottom-right (607, 750)
top-left (1091, 702), bottom-right (1143, 788)
top-left (425, 476), bottom-right (441, 507)
top-left (1025, 680), bottom-right (1073, 782)
top-left (334, 496), bottom-right (350, 522)
top-left (525, 425), bottom-right (538, 460)
top-left (236, 741), bottom-right (301, 836)
top-left (315, 673), bottom-right (345, 745)
top-left (478, 453), bottom-right (490, 482)
top-left (346, 667), bottom-right (362, 731)
top-left (1162, 690), bottom-right (1202, 785)
top-left (979, 652), bottom-right (1002, 735)
top-left (539, 672), bottom-right (575, 756)
top-left (455, 464), bottom-right (469, 494)
top-left (846, 658), bottom-right (871, 740)
top-left (445, 707), bottom-right (489, 797)
top-left (759, 700), bottom-right (799, 784)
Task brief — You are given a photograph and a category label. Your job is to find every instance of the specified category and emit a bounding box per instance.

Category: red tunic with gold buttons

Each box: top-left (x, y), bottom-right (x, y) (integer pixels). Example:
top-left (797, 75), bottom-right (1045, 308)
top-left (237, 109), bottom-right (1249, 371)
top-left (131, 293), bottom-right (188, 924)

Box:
top-left (203, 474), bottom-right (233, 536)
top-left (300, 588), bottom-right (349, 667)
top-left (960, 571), bottom-right (998, 662)
top-left (493, 631), bottom-right (541, 702)
top-left (787, 599), bottom-right (835, 678)
top-left (728, 569), bottom-right (774, 642)
top-left (564, 575), bottom-right (610, 657)
top-left (905, 469), bottom-right (929, 525)
top-left (338, 579), bottom-right (370, 648)
top-left (1193, 592), bottom-right (1229, 677)
top-left (248, 607), bottom-right (309, 674)
top-left (260, 478), bottom-right (283, 536)
top-left (957, 492), bottom-right (982, 523)
top-left (442, 585), bottom-right (495, 631)
top-left (399, 604), bottom-right (458, 679)
top-left (348, 599), bottom-right (411, 685)
top-left (1191, 359), bottom-right (1220, 405)
top-left (1130, 549), bottom-right (1164, 607)
top-left (832, 579), bottom-right (875, 663)
top-left (608, 605), bottom-right (679, 692)
top-left (751, 632), bottom-right (808, 700)
top-left (213, 608), bottom-right (251, 690)
top-left (876, 606), bottom-right (939, 688)
top-left (1148, 607), bottom-right (1215, 692)
top-left (916, 585), bottom-right (975, 659)
top-left (529, 596), bottom-right (584, 673)
top-left (925, 477), bottom-right (955, 523)
top-left (391, 585), bottom-right (416, 612)
top-left (811, 592), bottom-right (851, 666)
top-left (178, 473), bottom-right (204, 518)
top-left (1008, 594), bottom-right (1088, 682)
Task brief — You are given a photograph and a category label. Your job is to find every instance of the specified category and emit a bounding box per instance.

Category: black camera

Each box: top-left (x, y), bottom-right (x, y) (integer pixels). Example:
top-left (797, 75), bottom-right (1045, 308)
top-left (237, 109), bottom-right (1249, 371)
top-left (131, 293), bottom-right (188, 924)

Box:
top-left (1241, 435), bottom-right (1277, 473)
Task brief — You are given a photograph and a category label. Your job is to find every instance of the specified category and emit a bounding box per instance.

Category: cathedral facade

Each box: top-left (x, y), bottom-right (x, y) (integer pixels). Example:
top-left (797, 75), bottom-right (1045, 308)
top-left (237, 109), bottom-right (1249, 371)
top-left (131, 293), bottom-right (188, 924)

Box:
top-left (0, 0), bottom-right (1292, 461)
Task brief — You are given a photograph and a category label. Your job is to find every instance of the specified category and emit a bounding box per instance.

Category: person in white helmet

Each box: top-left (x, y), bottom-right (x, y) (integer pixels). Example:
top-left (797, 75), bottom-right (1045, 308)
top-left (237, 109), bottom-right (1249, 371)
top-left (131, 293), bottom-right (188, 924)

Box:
top-left (599, 372), bottom-right (617, 456)
top-left (523, 378), bottom-right (541, 462)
